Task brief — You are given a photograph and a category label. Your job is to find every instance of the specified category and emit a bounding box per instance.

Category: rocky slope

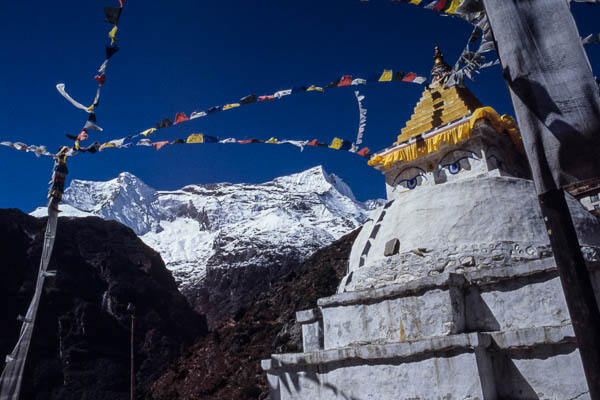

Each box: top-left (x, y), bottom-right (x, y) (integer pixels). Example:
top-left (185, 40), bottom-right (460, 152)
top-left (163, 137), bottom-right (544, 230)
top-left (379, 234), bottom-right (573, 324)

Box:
top-left (150, 228), bottom-right (359, 400)
top-left (32, 166), bottom-right (382, 327)
top-left (0, 209), bottom-right (206, 400)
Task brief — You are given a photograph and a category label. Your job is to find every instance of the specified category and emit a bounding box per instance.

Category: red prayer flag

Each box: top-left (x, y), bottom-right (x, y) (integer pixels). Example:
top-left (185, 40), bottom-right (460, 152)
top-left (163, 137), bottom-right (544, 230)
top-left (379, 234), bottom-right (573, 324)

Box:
top-left (357, 147), bottom-right (370, 157)
top-left (307, 139), bottom-right (320, 146)
top-left (119, 0), bottom-right (124, 7)
top-left (173, 113), bottom-right (189, 125)
top-left (401, 72), bottom-right (417, 82)
top-left (94, 74), bottom-right (106, 86)
top-left (337, 75), bottom-right (352, 87)
top-left (76, 129), bottom-right (88, 141)
top-left (153, 141), bottom-right (169, 150)
top-left (258, 95), bottom-right (274, 101)
top-left (433, 0), bottom-right (447, 10)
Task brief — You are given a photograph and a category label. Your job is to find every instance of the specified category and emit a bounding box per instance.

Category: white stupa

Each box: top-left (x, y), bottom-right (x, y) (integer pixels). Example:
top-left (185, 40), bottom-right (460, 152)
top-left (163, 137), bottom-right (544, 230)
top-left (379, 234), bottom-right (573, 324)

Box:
top-left (262, 48), bottom-right (600, 399)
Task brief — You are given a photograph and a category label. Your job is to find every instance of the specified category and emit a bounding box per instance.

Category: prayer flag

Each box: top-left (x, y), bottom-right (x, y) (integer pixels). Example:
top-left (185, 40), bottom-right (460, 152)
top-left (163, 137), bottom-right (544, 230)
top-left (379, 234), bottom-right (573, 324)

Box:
top-left (237, 139), bottom-right (260, 144)
top-left (265, 137), bottom-right (279, 143)
top-left (84, 120), bottom-right (103, 131)
top-left (140, 128), bottom-right (157, 136)
top-left (94, 74), bottom-right (106, 86)
top-left (401, 72), bottom-right (418, 82)
top-left (307, 85), bottom-right (324, 92)
top-left (153, 141), bottom-right (169, 150)
top-left (100, 142), bottom-right (116, 151)
top-left (104, 6), bottom-right (122, 24)
top-left (329, 137), bottom-right (352, 151)
top-left (119, 0), bottom-right (124, 7)
top-left (392, 72), bottom-right (406, 81)
top-left (137, 139), bottom-right (153, 146)
top-left (338, 76), bottom-right (352, 87)
top-left (88, 113), bottom-right (97, 122)
top-left (274, 89), bottom-right (292, 98)
top-left (357, 147), bottom-right (370, 157)
top-left (326, 79), bottom-right (340, 88)
top-left (223, 103), bottom-right (241, 110)
top-left (240, 94), bottom-right (257, 105)
top-left (258, 95), bottom-right (274, 101)
top-left (156, 118), bottom-right (173, 129)
top-left (307, 139), bottom-right (319, 146)
top-left (174, 113), bottom-right (189, 124)
top-left (77, 129), bottom-right (88, 141)
top-left (186, 133), bottom-right (204, 143)
top-left (203, 135), bottom-right (219, 143)
top-left (207, 106), bottom-right (221, 114)
top-left (108, 26), bottom-right (118, 45)
top-left (190, 111), bottom-right (207, 119)
top-left (378, 69), bottom-right (394, 82)
top-left (219, 138), bottom-right (237, 143)
top-left (351, 78), bottom-right (367, 85)
top-left (171, 139), bottom-right (185, 144)
top-left (106, 44), bottom-right (119, 59)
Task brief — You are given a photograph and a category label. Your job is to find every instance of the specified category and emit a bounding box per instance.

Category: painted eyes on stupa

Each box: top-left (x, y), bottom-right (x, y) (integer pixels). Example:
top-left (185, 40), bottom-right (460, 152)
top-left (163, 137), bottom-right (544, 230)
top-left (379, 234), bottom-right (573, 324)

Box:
top-left (440, 156), bottom-right (472, 175)
top-left (392, 167), bottom-right (427, 191)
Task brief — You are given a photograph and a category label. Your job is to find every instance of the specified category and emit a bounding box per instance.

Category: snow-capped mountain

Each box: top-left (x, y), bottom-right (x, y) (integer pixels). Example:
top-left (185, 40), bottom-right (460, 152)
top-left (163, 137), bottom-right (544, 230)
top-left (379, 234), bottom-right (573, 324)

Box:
top-left (32, 166), bottom-right (382, 292)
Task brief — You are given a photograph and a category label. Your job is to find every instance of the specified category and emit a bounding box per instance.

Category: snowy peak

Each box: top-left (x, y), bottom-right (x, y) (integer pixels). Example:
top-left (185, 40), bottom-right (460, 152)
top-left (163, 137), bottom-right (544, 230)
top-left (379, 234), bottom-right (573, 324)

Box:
top-left (271, 166), bottom-right (356, 200)
top-left (32, 166), bottom-right (382, 289)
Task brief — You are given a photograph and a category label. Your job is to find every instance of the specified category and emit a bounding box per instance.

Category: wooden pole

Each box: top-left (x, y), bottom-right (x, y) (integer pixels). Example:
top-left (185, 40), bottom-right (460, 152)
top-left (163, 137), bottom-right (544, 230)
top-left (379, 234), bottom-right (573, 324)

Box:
top-left (538, 189), bottom-right (600, 399)
top-left (481, 0), bottom-right (600, 396)
top-left (127, 303), bottom-right (135, 400)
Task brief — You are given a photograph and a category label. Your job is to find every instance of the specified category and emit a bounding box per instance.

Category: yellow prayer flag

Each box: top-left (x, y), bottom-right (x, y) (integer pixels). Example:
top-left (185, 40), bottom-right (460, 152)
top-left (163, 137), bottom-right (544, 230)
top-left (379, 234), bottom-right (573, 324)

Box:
top-left (86, 104), bottom-right (95, 112)
top-left (409, 0), bottom-right (423, 4)
top-left (100, 142), bottom-right (116, 152)
top-left (140, 128), bottom-right (157, 136)
top-left (223, 103), bottom-right (241, 111)
top-left (378, 69), bottom-right (393, 82)
top-left (186, 133), bottom-right (204, 144)
top-left (307, 85), bottom-right (324, 92)
top-left (108, 26), bottom-right (118, 45)
top-left (329, 137), bottom-right (343, 150)
top-left (444, 0), bottom-right (462, 14)
top-left (266, 137), bottom-right (278, 144)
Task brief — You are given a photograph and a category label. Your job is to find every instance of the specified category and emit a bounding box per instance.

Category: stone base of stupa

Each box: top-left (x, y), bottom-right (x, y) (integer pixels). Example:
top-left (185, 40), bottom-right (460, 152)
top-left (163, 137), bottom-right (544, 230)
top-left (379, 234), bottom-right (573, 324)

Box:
top-left (262, 258), bottom-right (598, 399)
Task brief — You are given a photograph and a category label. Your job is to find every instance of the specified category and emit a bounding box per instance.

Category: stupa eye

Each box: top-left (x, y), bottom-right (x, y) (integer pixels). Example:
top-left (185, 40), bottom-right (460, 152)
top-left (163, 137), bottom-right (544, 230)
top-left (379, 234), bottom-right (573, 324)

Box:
top-left (447, 161), bottom-right (461, 175)
top-left (439, 152), bottom-right (476, 176)
top-left (391, 167), bottom-right (427, 191)
top-left (396, 174), bottom-right (426, 190)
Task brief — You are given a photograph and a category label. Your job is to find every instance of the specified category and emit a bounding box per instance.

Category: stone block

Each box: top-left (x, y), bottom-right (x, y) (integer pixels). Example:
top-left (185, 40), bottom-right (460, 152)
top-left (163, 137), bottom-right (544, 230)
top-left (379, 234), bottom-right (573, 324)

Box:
top-left (263, 333), bottom-right (496, 400)
top-left (486, 326), bottom-right (590, 399)
top-left (296, 308), bottom-right (323, 352)
top-left (319, 273), bottom-right (467, 348)
top-left (384, 238), bottom-right (400, 256)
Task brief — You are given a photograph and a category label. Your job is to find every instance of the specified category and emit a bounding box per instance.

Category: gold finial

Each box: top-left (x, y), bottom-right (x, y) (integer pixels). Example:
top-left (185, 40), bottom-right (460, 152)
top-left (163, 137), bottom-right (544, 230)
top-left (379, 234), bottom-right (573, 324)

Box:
top-left (431, 46), bottom-right (451, 84)
top-left (434, 46), bottom-right (445, 65)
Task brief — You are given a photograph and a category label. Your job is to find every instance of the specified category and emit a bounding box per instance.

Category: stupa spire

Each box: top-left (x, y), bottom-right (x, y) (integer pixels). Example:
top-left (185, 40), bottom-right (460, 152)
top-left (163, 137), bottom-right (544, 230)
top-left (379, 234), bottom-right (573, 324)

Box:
top-left (430, 46), bottom-right (452, 86)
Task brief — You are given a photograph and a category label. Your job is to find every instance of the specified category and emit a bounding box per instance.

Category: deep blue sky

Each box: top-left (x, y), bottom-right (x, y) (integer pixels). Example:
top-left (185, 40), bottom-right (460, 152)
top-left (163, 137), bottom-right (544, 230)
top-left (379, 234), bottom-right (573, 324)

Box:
top-left (1, 1), bottom-right (598, 212)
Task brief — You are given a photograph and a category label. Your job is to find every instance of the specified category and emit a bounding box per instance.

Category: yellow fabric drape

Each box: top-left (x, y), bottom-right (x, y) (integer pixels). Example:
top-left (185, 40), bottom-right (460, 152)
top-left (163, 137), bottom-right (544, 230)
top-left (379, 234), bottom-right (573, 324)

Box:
top-left (368, 107), bottom-right (524, 169)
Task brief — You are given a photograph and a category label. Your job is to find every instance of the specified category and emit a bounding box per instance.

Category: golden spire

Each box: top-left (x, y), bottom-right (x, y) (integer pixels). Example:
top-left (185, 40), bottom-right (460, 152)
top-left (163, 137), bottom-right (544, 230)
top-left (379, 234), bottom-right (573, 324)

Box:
top-left (430, 46), bottom-right (452, 85)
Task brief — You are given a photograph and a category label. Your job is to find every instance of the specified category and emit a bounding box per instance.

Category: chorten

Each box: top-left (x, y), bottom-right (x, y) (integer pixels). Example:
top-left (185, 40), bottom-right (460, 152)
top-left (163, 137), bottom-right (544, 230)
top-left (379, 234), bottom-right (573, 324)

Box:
top-left (262, 48), bottom-right (600, 399)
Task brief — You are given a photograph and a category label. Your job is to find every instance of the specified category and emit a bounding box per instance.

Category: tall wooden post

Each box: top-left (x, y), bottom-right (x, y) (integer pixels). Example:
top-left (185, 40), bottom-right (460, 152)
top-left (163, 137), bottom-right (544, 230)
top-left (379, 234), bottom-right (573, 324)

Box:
top-left (481, 0), bottom-right (600, 397)
top-left (127, 303), bottom-right (135, 400)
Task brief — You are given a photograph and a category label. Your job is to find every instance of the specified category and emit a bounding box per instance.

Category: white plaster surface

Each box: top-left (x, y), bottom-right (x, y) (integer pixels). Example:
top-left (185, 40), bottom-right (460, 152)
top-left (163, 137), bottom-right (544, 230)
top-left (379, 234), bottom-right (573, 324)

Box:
top-left (342, 176), bottom-right (600, 293)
